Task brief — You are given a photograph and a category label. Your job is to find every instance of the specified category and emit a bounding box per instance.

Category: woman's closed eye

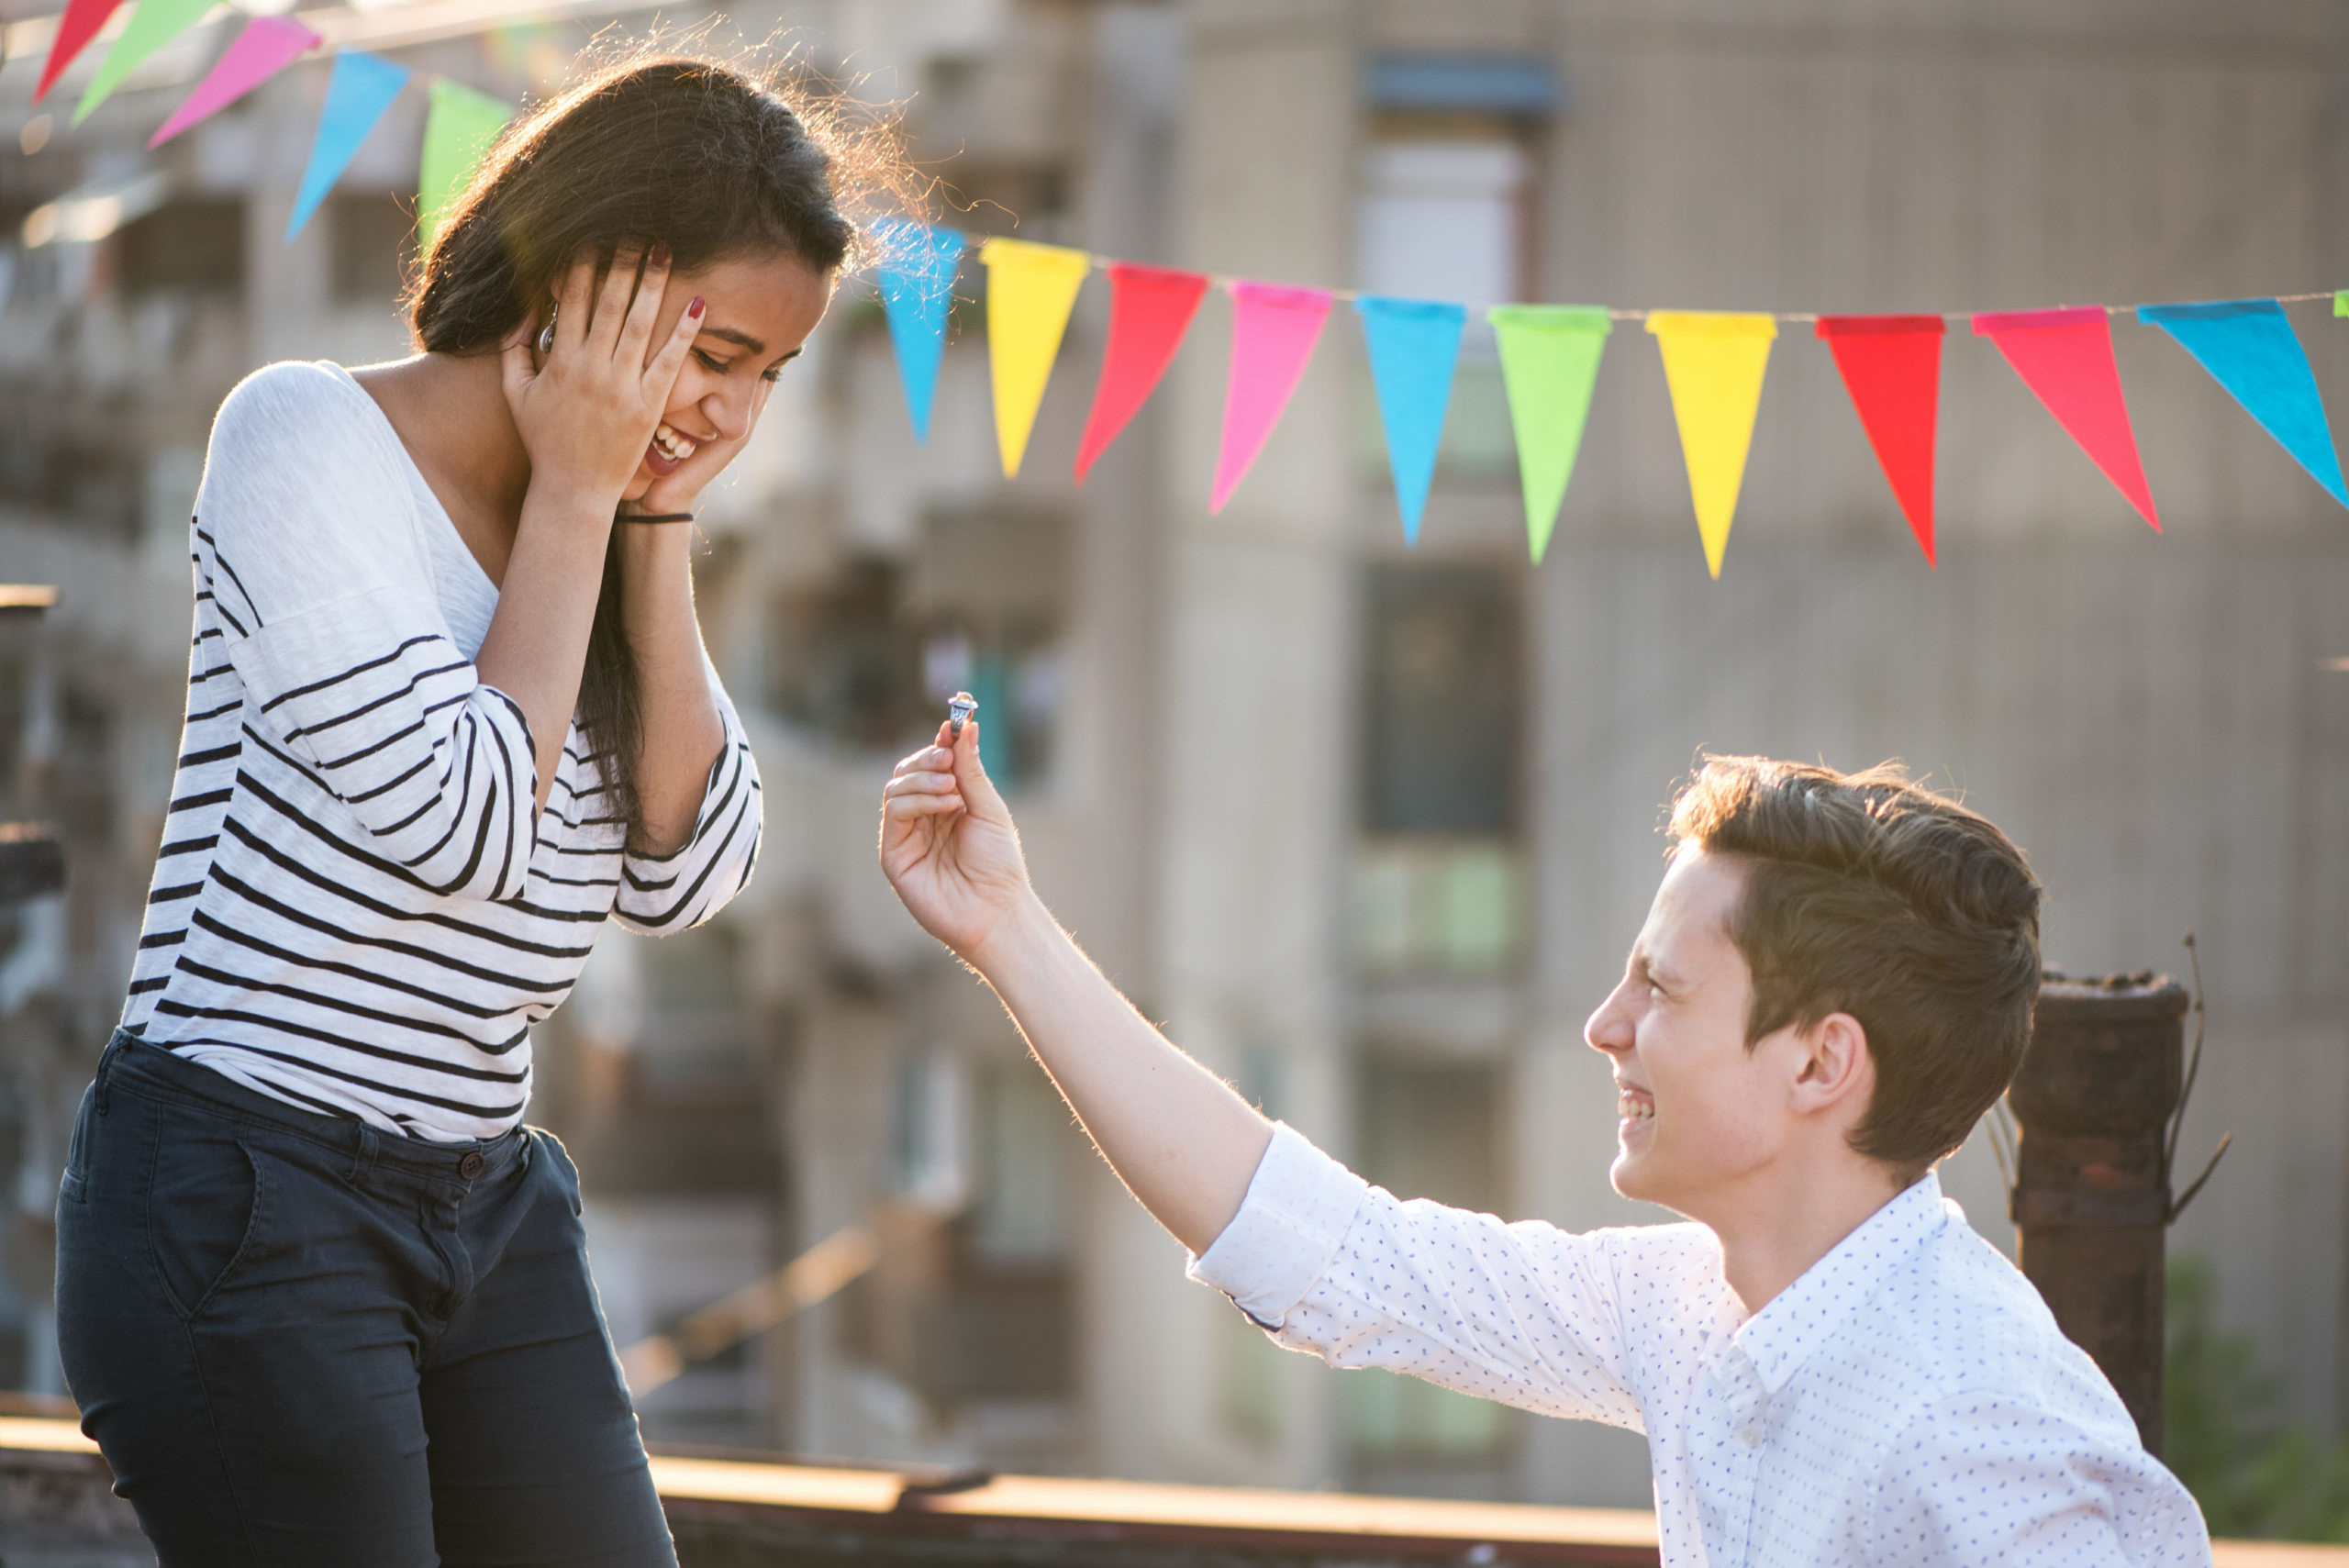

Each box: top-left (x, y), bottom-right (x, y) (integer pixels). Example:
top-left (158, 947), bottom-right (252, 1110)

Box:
top-left (695, 348), bottom-right (796, 383)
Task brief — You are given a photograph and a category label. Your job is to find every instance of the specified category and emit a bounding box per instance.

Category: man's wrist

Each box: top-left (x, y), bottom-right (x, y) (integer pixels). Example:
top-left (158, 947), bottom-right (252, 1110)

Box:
top-left (968, 887), bottom-right (1061, 990)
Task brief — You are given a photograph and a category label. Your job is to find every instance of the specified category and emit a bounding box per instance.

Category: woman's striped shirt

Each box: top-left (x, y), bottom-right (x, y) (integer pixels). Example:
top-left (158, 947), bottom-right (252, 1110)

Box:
top-left (120, 361), bottom-right (762, 1141)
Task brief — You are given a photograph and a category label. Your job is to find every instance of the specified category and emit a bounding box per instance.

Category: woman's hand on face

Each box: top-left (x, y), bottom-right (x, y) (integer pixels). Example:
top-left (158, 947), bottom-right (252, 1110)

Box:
top-left (880, 721), bottom-right (1035, 962)
top-left (500, 244), bottom-right (703, 516)
top-left (629, 374), bottom-right (773, 519)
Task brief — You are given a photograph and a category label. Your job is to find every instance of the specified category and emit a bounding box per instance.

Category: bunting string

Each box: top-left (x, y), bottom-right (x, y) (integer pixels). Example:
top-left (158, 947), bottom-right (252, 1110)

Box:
top-left (19, 0), bottom-right (2349, 573)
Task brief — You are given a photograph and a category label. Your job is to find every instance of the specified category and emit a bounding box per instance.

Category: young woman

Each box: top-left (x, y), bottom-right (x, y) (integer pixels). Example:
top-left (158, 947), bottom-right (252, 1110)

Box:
top-left (55, 55), bottom-right (873, 1566)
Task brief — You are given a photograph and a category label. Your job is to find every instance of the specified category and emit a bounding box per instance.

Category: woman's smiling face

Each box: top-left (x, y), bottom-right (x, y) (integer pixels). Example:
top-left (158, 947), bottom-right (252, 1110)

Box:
top-left (607, 249), bottom-right (834, 503)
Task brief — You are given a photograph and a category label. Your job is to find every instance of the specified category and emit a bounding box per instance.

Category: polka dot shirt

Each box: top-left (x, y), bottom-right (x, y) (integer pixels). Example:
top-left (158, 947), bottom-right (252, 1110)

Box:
top-left (1189, 1124), bottom-right (2212, 1566)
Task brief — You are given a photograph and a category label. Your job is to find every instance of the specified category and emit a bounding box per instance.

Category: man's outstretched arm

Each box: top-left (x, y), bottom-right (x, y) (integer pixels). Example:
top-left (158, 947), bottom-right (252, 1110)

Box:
top-left (880, 721), bottom-right (1272, 1254)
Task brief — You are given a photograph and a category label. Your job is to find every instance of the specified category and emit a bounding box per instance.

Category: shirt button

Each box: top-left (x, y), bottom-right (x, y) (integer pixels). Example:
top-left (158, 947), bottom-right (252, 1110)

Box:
top-left (458, 1151), bottom-right (485, 1181)
top-left (1740, 1426), bottom-right (1762, 1447)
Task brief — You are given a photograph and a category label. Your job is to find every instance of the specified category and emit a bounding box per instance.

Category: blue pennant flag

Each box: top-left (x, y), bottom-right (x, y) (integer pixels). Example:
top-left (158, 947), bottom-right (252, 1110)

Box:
top-left (1355, 295), bottom-right (1466, 543)
top-left (874, 222), bottom-right (966, 443)
top-left (2138, 298), bottom-right (2346, 507)
top-left (284, 52), bottom-right (410, 242)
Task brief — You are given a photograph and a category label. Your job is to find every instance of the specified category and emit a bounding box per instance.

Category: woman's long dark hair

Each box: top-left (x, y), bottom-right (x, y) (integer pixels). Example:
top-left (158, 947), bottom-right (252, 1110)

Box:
top-left (408, 51), bottom-right (894, 840)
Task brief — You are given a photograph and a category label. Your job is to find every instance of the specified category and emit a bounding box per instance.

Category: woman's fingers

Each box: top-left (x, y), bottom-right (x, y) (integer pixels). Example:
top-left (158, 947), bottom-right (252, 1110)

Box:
top-left (556, 256), bottom-right (595, 351)
top-left (590, 243), bottom-right (646, 356)
top-left (642, 288), bottom-right (702, 401)
top-left (619, 244), bottom-right (672, 365)
top-left (497, 321), bottom-right (535, 411)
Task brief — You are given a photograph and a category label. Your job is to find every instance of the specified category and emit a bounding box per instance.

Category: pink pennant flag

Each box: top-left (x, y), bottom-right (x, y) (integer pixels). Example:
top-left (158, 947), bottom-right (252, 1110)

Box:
top-left (1972, 306), bottom-right (2159, 531)
top-left (1211, 282), bottom-right (1333, 513)
top-left (149, 16), bottom-right (319, 148)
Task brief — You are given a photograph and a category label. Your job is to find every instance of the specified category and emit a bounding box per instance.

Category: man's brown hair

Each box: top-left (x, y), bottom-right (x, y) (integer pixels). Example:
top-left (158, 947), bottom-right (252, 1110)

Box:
top-left (1667, 756), bottom-right (2043, 1181)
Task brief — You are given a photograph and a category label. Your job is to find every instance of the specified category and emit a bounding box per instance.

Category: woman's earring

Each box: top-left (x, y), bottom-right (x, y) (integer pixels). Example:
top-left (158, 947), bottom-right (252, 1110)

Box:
top-left (536, 305), bottom-right (558, 356)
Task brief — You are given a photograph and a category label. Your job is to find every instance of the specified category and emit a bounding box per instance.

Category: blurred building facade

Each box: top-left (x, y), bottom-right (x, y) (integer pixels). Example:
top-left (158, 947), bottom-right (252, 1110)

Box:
top-left (2, 0), bottom-right (2347, 1512)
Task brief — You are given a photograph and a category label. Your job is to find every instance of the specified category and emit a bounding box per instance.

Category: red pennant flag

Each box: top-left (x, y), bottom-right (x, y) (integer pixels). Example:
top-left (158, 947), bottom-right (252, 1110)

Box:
top-left (1816, 315), bottom-right (1945, 565)
top-left (1972, 306), bottom-right (2159, 531)
top-left (35, 0), bottom-right (126, 101)
top-left (1074, 261), bottom-right (1208, 484)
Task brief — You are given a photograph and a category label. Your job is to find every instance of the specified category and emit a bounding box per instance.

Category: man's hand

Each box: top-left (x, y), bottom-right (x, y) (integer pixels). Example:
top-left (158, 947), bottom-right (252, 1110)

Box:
top-left (880, 719), bottom-right (1035, 962)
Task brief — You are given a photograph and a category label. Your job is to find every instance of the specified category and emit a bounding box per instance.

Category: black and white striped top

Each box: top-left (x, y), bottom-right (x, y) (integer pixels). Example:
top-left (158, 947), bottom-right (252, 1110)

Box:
top-left (121, 361), bottom-right (762, 1141)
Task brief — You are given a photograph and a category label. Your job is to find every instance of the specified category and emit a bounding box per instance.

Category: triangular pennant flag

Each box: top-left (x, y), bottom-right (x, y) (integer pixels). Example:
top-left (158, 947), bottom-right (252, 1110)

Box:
top-left (872, 221), bottom-right (965, 443)
top-left (2138, 299), bottom-right (2346, 507)
top-left (74, 0), bottom-right (216, 125)
top-left (1646, 312), bottom-right (1777, 577)
top-left (1489, 305), bottom-right (1611, 563)
top-left (285, 52), bottom-right (411, 242)
top-left (977, 237), bottom-right (1093, 478)
top-left (36, 0), bottom-right (125, 102)
top-left (1211, 282), bottom-right (1333, 514)
top-left (1816, 315), bottom-right (1945, 564)
top-left (1972, 306), bottom-right (2159, 530)
top-left (417, 80), bottom-right (511, 250)
top-left (1074, 262), bottom-right (1208, 483)
top-left (150, 17), bottom-right (318, 149)
top-left (1355, 296), bottom-right (1466, 544)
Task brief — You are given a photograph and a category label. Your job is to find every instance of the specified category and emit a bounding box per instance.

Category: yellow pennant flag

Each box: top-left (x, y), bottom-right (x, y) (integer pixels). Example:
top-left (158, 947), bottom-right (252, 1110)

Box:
top-left (979, 237), bottom-right (1093, 477)
top-left (1646, 312), bottom-right (1777, 578)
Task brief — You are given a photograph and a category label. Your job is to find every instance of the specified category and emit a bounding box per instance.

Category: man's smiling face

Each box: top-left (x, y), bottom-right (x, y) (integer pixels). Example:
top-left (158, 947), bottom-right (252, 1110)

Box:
top-left (1584, 848), bottom-right (1806, 1218)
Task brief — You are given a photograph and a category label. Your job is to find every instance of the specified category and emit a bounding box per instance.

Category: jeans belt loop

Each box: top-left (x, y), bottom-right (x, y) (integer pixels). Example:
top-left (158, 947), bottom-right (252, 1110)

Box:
top-left (351, 1125), bottom-right (381, 1187)
top-left (94, 1033), bottom-right (125, 1117)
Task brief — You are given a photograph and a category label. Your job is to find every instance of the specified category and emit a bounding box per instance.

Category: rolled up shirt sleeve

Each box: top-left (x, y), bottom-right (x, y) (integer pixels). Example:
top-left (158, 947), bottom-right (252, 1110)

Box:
top-left (199, 365), bottom-right (538, 903)
top-left (1189, 1121), bottom-right (1648, 1430)
top-left (612, 665), bottom-right (761, 935)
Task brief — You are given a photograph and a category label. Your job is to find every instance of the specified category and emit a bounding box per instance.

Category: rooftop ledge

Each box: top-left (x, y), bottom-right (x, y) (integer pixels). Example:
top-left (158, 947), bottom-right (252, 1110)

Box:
top-left (0, 1415), bottom-right (2338, 1566)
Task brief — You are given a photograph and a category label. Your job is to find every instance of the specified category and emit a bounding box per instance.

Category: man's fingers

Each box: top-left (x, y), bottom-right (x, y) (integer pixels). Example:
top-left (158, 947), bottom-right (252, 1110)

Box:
top-left (892, 747), bottom-right (952, 779)
top-left (885, 793), bottom-right (963, 820)
top-left (951, 722), bottom-right (1010, 820)
top-left (884, 770), bottom-right (957, 797)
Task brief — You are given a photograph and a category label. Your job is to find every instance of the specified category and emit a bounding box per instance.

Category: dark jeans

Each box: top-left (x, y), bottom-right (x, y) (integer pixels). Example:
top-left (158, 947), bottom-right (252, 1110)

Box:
top-left (56, 1032), bottom-right (678, 1568)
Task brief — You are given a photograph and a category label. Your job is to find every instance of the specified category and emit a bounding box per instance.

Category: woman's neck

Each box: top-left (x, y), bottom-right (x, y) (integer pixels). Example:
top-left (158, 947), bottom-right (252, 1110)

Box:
top-left (351, 350), bottom-right (532, 586)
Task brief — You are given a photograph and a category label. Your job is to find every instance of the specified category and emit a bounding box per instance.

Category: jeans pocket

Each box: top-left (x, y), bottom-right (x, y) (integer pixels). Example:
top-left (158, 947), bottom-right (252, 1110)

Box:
top-left (534, 1129), bottom-right (584, 1218)
top-left (146, 1108), bottom-right (270, 1320)
top-left (59, 1082), bottom-right (95, 1207)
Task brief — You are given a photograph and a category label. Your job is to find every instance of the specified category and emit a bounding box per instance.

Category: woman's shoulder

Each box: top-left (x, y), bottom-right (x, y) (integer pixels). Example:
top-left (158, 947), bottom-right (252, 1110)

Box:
top-left (209, 361), bottom-right (392, 464)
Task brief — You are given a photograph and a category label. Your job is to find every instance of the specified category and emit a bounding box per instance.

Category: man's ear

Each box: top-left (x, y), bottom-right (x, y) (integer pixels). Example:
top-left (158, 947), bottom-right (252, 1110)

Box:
top-left (1789, 1011), bottom-right (1874, 1119)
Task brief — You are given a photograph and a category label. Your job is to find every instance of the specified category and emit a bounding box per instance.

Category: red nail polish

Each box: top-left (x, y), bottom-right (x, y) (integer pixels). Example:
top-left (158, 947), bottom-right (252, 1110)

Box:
top-left (651, 242), bottom-right (672, 268)
top-left (687, 296), bottom-right (705, 318)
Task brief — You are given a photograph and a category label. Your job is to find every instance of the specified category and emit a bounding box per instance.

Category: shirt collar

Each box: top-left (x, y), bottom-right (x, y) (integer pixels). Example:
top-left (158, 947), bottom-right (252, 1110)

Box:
top-left (1732, 1170), bottom-right (1953, 1395)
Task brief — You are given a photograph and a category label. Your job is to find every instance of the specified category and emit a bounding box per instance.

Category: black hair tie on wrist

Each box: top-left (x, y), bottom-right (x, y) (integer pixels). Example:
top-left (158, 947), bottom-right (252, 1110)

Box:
top-left (621, 511), bottom-right (696, 524)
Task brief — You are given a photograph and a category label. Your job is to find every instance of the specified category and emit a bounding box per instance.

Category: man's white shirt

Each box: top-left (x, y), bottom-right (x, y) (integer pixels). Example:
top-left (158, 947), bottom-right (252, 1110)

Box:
top-left (1189, 1124), bottom-right (2211, 1567)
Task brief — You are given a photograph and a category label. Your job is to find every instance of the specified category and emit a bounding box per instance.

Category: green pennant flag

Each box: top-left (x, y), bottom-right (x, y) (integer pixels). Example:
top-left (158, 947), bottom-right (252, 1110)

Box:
top-left (417, 80), bottom-right (511, 250)
top-left (1488, 305), bottom-right (1612, 563)
top-left (73, 0), bottom-right (216, 125)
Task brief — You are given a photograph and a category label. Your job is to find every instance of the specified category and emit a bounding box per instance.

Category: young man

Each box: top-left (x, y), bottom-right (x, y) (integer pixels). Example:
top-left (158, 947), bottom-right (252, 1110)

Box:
top-left (878, 733), bottom-right (2211, 1566)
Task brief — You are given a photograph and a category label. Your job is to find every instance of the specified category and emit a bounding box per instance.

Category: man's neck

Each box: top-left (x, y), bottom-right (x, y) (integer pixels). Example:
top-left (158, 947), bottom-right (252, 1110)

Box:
top-left (1701, 1158), bottom-right (1910, 1316)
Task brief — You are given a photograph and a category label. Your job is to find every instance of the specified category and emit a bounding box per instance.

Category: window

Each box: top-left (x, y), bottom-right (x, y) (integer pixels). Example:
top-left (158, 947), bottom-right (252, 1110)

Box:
top-left (329, 194), bottom-right (415, 306)
top-left (117, 199), bottom-right (242, 295)
top-left (1356, 54), bottom-right (1555, 484)
top-left (765, 559), bottom-right (926, 751)
top-left (1360, 564), bottom-right (1521, 835)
